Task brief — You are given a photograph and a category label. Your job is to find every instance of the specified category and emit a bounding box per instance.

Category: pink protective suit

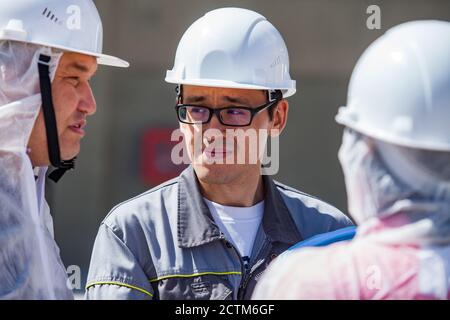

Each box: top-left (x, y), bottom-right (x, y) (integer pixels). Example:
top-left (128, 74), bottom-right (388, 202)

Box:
top-left (253, 214), bottom-right (450, 299)
top-left (253, 130), bottom-right (450, 300)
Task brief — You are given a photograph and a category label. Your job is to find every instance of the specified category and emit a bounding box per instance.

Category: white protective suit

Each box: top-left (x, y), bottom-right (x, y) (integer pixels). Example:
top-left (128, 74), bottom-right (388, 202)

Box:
top-left (0, 41), bottom-right (73, 299)
top-left (253, 129), bottom-right (450, 299)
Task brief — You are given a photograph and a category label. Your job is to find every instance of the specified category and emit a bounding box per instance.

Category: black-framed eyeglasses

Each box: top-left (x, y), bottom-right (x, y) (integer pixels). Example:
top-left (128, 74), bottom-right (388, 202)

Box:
top-left (175, 99), bottom-right (280, 127)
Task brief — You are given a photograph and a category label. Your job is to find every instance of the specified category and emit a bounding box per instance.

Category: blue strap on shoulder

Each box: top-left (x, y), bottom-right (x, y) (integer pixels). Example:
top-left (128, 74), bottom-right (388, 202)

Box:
top-left (288, 226), bottom-right (357, 251)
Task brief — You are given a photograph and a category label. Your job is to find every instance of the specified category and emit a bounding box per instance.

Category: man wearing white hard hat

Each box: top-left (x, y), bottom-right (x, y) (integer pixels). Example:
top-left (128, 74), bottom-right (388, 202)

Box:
top-left (0, 0), bottom-right (128, 299)
top-left (86, 7), bottom-right (352, 300)
top-left (253, 20), bottom-right (450, 300)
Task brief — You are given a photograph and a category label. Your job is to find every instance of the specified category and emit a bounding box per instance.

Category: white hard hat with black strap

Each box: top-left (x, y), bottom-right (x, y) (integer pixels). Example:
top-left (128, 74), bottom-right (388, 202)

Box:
top-left (336, 20), bottom-right (450, 152)
top-left (166, 7), bottom-right (296, 105)
top-left (0, 0), bottom-right (129, 182)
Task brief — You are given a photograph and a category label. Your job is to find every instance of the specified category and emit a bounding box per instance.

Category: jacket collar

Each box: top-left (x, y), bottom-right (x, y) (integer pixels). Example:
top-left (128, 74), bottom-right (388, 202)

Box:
top-left (177, 166), bottom-right (302, 248)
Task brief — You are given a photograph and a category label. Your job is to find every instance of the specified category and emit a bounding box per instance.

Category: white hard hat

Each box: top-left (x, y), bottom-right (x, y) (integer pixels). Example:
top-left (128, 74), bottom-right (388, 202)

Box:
top-left (0, 0), bottom-right (129, 68)
top-left (165, 7), bottom-right (296, 98)
top-left (336, 20), bottom-right (450, 151)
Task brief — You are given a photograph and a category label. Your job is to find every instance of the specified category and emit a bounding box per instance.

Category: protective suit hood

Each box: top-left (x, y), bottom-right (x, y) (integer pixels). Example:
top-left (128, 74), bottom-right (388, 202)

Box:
top-left (339, 129), bottom-right (450, 246)
top-left (0, 41), bottom-right (73, 299)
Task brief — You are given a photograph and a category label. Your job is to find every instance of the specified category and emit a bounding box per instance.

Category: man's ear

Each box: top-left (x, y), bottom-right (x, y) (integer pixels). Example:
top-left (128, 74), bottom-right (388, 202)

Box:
top-left (270, 99), bottom-right (289, 137)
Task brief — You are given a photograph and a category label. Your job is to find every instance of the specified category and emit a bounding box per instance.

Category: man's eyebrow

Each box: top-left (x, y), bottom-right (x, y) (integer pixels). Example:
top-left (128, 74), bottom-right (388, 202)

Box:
top-left (223, 96), bottom-right (249, 105)
top-left (67, 62), bottom-right (91, 73)
top-left (184, 95), bottom-right (251, 105)
top-left (184, 95), bottom-right (206, 103)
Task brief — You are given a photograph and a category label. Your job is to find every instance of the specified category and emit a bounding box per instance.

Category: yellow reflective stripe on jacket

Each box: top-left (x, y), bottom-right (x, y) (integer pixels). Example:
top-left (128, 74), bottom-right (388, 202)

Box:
top-left (86, 281), bottom-right (153, 298)
top-left (149, 271), bottom-right (242, 283)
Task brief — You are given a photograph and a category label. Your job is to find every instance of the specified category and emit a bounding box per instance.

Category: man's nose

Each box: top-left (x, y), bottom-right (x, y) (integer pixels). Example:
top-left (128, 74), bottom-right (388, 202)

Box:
top-left (78, 82), bottom-right (97, 116)
top-left (206, 111), bottom-right (226, 131)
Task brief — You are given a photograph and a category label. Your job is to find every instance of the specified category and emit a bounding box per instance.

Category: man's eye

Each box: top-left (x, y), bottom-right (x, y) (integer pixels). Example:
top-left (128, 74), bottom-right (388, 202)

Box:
top-left (227, 109), bottom-right (245, 115)
top-left (191, 107), bottom-right (206, 113)
top-left (65, 77), bottom-right (80, 87)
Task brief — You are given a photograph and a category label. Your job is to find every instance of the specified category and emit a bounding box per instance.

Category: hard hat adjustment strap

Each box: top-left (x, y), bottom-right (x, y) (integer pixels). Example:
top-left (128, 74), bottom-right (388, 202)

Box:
top-left (268, 90), bottom-right (282, 102)
top-left (176, 84), bottom-right (183, 103)
top-left (38, 54), bottom-right (60, 167)
top-left (176, 85), bottom-right (281, 103)
top-left (48, 158), bottom-right (76, 182)
top-left (38, 54), bottom-right (75, 183)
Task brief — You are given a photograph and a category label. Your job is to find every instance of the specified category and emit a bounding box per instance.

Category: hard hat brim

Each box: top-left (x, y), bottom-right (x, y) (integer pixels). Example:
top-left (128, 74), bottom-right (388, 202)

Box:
top-left (96, 53), bottom-right (129, 68)
top-left (51, 43), bottom-right (130, 68)
top-left (165, 77), bottom-right (296, 98)
top-left (336, 107), bottom-right (450, 152)
top-left (2, 38), bottom-right (130, 68)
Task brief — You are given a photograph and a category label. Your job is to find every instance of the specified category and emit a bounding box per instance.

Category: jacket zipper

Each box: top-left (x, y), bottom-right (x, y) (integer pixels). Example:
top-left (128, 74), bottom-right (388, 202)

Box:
top-left (219, 234), bottom-right (246, 300)
top-left (220, 234), bottom-right (272, 300)
top-left (238, 239), bottom-right (271, 299)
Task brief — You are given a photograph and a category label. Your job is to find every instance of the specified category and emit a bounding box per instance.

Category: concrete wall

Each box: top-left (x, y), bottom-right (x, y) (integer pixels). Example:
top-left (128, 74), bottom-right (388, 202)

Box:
top-left (49, 0), bottom-right (450, 287)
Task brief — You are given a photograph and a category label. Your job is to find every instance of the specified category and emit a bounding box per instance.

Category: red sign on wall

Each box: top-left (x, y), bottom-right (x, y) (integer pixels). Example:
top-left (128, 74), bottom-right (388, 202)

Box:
top-left (140, 128), bottom-right (187, 186)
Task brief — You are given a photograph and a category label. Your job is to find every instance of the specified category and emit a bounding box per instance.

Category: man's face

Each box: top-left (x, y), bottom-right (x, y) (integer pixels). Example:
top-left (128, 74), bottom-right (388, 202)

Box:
top-left (180, 85), bottom-right (288, 185)
top-left (28, 52), bottom-right (98, 166)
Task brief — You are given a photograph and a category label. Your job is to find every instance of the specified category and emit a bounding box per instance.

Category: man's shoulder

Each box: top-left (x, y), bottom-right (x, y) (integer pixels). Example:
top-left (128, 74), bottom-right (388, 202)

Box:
top-left (102, 176), bottom-right (179, 231)
top-left (274, 180), bottom-right (354, 235)
top-left (274, 180), bottom-right (339, 213)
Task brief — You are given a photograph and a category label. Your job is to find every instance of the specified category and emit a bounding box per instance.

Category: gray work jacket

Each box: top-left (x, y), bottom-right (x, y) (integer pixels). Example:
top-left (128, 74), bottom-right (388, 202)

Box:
top-left (85, 166), bottom-right (353, 300)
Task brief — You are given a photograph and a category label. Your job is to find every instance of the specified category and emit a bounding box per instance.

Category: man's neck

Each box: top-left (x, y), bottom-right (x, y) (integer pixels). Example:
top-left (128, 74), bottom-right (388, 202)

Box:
top-left (198, 169), bottom-right (265, 207)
